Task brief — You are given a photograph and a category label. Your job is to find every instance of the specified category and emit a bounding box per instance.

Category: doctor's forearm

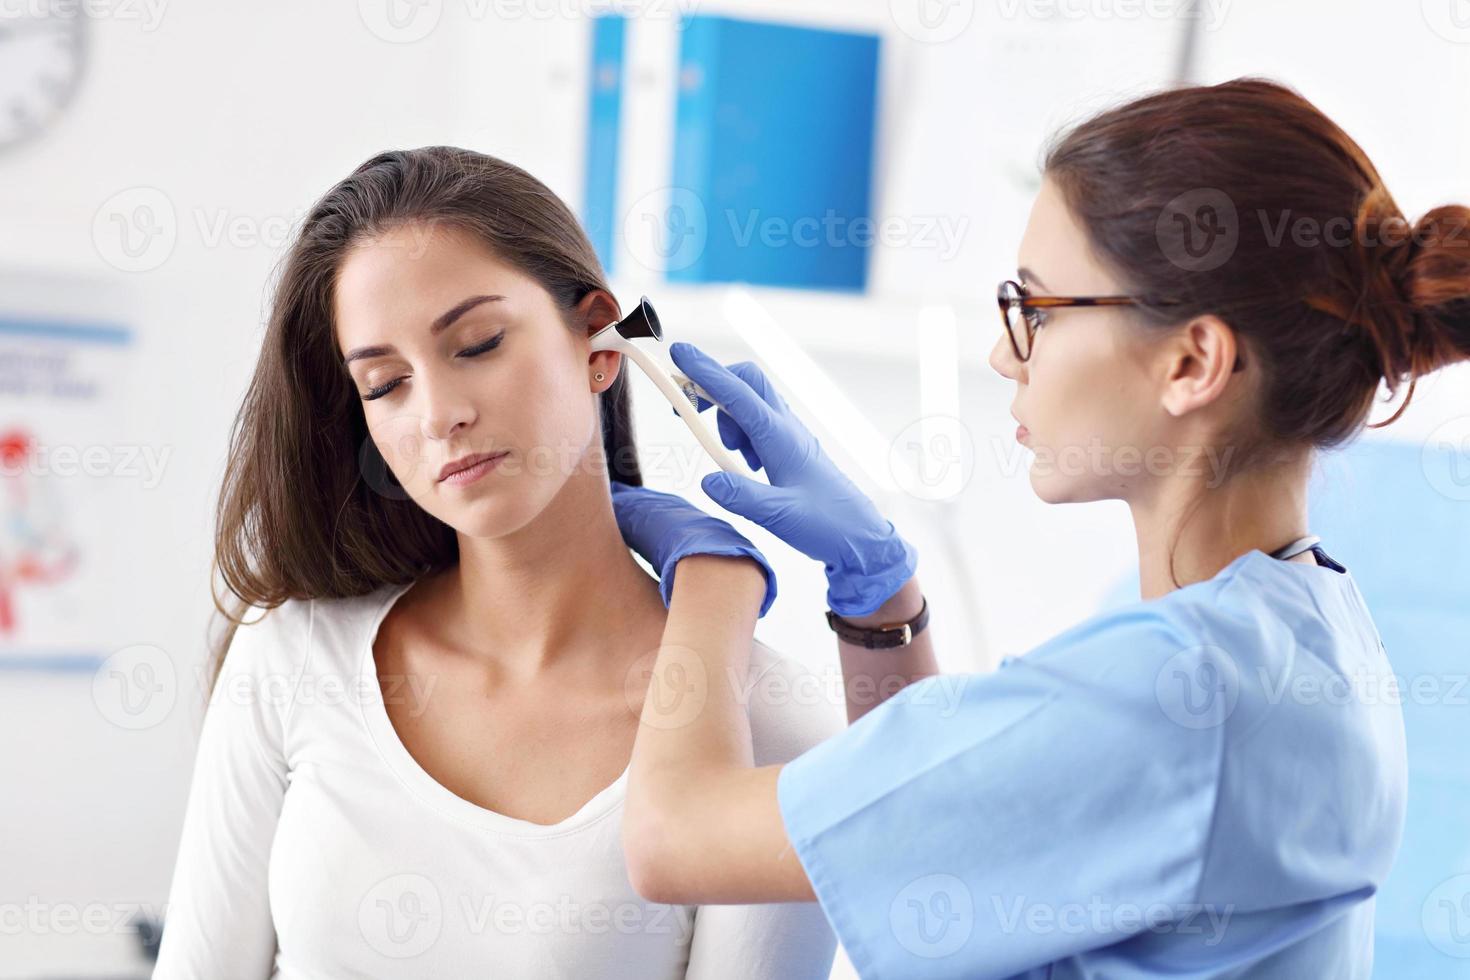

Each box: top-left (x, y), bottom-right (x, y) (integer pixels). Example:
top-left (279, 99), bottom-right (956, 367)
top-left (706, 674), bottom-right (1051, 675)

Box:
top-left (836, 575), bottom-right (938, 723)
top-left (624, 555), bottom-right (815, 905)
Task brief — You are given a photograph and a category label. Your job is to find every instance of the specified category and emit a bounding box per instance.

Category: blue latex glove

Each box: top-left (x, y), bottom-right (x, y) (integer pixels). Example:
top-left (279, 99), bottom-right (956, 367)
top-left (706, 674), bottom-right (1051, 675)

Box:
top-left (667, 341), bottom-right (918, 618)
top-left (610, 480), bottom-right (778, 618)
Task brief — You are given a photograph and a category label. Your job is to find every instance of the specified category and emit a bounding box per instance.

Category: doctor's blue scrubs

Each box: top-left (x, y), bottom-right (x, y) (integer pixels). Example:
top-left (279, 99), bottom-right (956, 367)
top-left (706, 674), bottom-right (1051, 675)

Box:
top-left (776, 544), bottom-right (1407, 980)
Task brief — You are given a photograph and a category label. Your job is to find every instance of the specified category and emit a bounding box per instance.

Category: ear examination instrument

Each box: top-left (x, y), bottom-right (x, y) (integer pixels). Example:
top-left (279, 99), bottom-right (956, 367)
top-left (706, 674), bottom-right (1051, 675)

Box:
top-left (590, 296), bottom-right (765, 482)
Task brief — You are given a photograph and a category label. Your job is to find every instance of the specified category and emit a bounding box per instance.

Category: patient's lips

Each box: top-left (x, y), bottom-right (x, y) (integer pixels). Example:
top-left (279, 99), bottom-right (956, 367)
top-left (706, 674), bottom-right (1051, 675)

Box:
top-left (439, 450), bottom-right (509, 486)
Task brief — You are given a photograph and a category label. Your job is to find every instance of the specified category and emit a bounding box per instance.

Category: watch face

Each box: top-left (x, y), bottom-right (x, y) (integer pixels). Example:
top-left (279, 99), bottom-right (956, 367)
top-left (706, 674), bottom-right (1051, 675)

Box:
top-left (0, 1), bottom-right (87, 151)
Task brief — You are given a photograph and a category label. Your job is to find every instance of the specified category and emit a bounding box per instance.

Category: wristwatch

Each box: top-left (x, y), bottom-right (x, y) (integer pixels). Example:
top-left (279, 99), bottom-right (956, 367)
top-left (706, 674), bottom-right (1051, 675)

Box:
top-left (825, 597), bottom-right (930, 649)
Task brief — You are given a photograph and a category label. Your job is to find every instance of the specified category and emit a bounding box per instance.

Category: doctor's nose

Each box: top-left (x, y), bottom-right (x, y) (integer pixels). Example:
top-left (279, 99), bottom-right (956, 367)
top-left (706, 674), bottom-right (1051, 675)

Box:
top-left (989, 331), bottom-right (1027, 383)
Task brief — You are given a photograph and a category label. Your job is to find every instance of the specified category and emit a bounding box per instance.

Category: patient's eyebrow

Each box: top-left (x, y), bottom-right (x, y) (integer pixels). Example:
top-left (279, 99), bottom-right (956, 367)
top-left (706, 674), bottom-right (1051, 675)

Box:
top-left (342, 294), bottom-right (507, 365)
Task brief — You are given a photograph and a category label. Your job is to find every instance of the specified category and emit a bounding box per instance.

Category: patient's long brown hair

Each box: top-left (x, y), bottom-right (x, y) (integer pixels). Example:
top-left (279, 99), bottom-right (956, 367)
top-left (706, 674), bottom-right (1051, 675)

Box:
top-left (206, 147), bottom-right (640, 695)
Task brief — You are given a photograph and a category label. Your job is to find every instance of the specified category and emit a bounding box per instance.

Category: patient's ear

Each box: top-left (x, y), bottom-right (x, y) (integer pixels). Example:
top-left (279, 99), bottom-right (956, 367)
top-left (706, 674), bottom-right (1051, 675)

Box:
top-left (590, 350), bottom-right (623, 393)
top-left (574, 289), bottom-right (624, 392)
top-left (576, 288), bottom-right (622, 336)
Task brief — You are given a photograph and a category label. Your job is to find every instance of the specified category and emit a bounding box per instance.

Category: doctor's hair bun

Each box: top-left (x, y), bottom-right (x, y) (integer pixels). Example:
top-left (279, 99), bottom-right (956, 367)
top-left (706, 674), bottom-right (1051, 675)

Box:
top-left (1311, 192), bottom-right (1470, 392)
top-left (1396, 204), bottom-right (1470, 374)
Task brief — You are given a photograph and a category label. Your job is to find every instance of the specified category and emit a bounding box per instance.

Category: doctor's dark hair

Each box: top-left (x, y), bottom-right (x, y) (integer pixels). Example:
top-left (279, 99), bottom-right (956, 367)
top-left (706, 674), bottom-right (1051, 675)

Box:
top-left (1044, 77), bottom-right (1470, 445)
top-left (205, 146), bottom-right (640, 696)
top-left (1042, 77), bottom-right (1470, 583)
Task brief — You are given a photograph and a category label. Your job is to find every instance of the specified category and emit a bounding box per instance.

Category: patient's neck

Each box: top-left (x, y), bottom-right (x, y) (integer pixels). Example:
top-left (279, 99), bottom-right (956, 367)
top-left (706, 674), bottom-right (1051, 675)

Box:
top-left (434, 463), bottom-right (667, 677)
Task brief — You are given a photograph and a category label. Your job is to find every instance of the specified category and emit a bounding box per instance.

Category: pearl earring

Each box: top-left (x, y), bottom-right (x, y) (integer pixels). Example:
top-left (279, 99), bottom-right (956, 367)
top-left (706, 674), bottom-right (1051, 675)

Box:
top-left (594, 372), bottom-right (605, 382)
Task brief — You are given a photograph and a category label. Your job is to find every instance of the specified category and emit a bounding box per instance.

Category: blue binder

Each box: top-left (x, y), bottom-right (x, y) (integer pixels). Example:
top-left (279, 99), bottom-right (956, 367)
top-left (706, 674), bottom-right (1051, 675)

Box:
top-left (669, 15), bottom-right (880, 292)
top-left (582, 14), bottom-right (626, 273)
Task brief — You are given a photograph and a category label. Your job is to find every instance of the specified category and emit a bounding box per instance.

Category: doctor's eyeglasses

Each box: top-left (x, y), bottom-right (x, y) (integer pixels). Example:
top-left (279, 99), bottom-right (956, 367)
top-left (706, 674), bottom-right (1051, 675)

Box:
top-left (997, 279), bottom-right (1159, 362)
top-left (995, 278), bottom-right (1245, 371)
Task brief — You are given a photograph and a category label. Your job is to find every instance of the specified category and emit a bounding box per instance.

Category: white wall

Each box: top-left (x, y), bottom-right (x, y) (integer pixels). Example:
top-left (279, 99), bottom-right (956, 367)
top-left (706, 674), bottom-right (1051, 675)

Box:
top-left (1, 1), bottom-right (1466, 975)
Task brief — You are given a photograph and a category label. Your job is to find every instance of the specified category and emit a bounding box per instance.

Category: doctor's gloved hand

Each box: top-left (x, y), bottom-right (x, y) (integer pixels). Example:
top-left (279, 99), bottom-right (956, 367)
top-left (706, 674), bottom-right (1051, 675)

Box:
top-left (609, 480), bottom-right (778, 618)
top-left (668, 342), bottom-right (918, 618)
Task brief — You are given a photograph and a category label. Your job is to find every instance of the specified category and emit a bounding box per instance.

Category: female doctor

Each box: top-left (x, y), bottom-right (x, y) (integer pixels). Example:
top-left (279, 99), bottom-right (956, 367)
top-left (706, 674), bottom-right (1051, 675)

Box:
top-left (607, 78), bottom-right (1470, 979)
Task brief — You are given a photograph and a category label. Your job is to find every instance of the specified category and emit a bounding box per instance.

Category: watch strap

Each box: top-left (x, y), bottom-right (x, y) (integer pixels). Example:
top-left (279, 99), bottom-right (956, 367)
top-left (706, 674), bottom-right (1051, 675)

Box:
top-left (826, 597), bottom-right (930, 649)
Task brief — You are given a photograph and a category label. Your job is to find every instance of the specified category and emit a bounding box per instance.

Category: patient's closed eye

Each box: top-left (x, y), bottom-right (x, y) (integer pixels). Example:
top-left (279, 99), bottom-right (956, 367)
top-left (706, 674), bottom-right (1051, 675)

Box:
top-left (361, 331), bottom-right (505, 401)
top-left (457, 333), bottom-right (504, 358)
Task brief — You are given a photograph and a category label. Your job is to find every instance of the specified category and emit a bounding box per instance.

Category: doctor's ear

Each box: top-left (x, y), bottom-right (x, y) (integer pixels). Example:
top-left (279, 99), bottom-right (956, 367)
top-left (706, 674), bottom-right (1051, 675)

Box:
top-left (1159, 314), bottom-right (1245, 418)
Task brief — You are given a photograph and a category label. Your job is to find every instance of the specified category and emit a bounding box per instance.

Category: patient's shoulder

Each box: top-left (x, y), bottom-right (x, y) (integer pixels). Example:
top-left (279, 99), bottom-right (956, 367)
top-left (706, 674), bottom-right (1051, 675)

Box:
top-left (745, 639), bottom-right (845, 766)
top-left (219, 583), bottom-right (408, 684)
top-left (217, 596), bottom-right (313, 677)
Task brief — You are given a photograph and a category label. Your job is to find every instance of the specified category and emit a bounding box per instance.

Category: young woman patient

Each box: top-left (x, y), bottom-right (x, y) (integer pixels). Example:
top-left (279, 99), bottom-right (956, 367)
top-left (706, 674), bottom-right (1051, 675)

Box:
top-left (152, 146), bottom-right (840, 979)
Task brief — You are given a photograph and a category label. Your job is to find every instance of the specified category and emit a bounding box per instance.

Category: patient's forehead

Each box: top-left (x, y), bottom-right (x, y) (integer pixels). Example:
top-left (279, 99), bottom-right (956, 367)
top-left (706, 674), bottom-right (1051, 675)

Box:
top-left (333, 225), bottom-right (535, 352)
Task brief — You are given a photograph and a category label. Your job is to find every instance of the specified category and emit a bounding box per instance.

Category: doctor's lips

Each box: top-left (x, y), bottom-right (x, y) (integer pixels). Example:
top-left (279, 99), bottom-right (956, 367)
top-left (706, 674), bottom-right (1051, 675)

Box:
top-left (437, 450), bottom-right (510, 484)
top-left (1012, 411), bottom-right (1029, 443)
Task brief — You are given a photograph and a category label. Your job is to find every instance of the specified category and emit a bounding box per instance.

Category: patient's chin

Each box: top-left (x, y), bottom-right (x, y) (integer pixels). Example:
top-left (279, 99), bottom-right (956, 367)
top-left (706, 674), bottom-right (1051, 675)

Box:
top-left (446, 502), bottom-right (540, 541)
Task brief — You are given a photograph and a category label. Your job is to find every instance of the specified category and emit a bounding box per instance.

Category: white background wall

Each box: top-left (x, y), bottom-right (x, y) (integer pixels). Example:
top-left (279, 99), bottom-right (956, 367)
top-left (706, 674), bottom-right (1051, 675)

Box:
top-left (1, 0), bottom-right (1467, 975)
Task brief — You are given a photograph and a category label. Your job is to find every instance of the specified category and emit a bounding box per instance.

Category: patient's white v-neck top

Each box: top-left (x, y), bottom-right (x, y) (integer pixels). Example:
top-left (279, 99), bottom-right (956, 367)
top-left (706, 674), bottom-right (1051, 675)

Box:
top-left (153, 579), bottom-right (841, 979)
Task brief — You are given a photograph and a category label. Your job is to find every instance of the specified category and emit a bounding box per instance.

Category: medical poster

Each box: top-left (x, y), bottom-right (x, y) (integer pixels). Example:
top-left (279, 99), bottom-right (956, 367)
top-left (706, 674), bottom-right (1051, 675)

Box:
top-left (0, 275), bottom-right (138, 673)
